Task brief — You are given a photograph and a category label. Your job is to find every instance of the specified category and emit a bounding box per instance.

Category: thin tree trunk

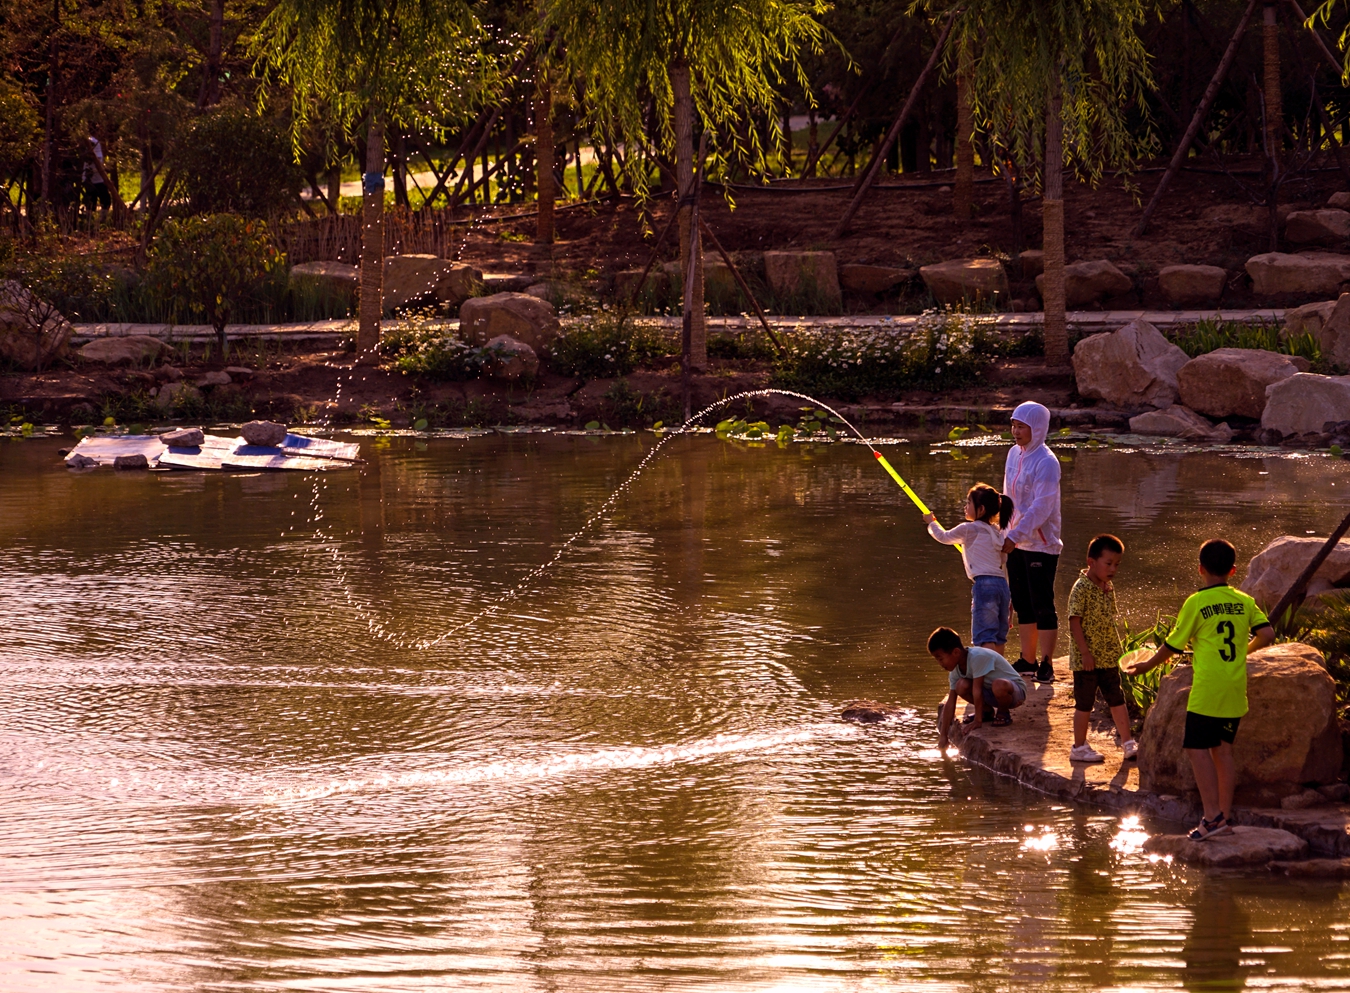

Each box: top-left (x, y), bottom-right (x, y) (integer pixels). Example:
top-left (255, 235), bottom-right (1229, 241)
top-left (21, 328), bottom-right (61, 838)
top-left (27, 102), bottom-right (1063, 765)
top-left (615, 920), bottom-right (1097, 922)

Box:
top-left (357, 114), bottom-right (385, 363)
top-left (536, 76), bottom-right (554, 243)
top-left (1043, 73), bottom-right (1067, 366)
top-left (1264, 2), bottom-right (1282, 251)
top-left (672, 59), bottom-right (705, 370)
top-left (198, 0), bottom-right (225, 108)
top-left (327, 166), bottom-right (341, 214)
top-left (954, 47), bottom-right (974, 221)
top-left (806, 107), bottom-right (818, 177)
top-left (393, 131), bottom-right (409, 208)
top-left (40, 0), bottom-right (58, 214)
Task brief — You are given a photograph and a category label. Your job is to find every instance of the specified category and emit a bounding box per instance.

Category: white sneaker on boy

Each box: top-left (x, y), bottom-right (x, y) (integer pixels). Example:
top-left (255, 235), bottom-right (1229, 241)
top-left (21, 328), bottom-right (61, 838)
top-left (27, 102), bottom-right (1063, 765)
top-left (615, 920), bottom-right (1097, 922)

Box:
top-left (1070, 743), bottom-right (1106, 763)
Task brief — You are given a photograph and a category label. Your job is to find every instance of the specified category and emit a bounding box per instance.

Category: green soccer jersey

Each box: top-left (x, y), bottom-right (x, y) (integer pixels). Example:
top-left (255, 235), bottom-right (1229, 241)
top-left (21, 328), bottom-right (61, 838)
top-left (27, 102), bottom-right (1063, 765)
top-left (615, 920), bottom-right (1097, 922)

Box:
top-left (1164, 583), bottom-right (1272, 719)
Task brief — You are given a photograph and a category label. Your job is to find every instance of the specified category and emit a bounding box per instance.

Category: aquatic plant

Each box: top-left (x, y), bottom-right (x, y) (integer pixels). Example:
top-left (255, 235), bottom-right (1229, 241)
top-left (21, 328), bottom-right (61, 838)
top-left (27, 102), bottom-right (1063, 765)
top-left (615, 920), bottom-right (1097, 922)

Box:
top-left (1291, 593), bottom-right (1350, 722)
top-left (1118, 614), bottom-right (1179, 721)
top-left (1168, 319), bottom-right (1324, 369)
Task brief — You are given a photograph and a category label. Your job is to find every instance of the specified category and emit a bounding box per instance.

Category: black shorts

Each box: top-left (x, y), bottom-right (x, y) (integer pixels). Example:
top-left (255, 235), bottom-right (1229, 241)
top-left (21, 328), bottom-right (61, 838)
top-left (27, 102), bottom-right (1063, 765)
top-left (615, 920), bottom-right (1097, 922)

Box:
top-left (1007, 549), bottom-right (1059, 630)
top-left (1073, 667), bottom-right (1125, 711)
top-left (1183, 711), bottom-right (1241, 750)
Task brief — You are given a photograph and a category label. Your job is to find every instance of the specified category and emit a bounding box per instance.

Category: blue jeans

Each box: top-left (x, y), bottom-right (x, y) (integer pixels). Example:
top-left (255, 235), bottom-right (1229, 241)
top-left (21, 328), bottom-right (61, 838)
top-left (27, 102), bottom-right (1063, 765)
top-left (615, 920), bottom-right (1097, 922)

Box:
top-left (972, 575), bottom-right (1011, 646)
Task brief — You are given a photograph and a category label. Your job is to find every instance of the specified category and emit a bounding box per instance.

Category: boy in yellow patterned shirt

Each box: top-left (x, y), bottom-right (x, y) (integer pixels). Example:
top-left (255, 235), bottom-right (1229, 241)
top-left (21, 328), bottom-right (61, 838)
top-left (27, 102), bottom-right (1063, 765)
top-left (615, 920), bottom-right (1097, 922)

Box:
top-left (1066, 534), bottom-right (1137, 763)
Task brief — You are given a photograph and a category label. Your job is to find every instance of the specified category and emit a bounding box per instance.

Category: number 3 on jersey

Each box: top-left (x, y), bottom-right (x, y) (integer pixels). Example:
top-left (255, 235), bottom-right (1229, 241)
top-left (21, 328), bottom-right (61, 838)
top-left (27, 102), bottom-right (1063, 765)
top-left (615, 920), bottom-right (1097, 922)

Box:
top-left (1216, 620), bottom-right (1237, 662)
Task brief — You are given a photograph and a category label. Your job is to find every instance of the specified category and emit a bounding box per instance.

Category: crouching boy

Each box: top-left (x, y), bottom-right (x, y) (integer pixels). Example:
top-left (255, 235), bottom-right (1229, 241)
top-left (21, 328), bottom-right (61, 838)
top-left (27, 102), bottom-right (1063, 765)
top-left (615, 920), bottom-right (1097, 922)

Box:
top-left (1126, 539), bottom-right (1274, 841)
top-left (932, 626), bottom-right (1027, 751)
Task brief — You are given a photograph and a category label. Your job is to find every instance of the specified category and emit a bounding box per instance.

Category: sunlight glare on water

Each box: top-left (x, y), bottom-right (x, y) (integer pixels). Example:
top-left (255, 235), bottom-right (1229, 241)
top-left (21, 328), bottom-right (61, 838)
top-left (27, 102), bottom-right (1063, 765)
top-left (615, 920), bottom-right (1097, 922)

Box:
top-left (2, 432), bottom-right (1350, 991)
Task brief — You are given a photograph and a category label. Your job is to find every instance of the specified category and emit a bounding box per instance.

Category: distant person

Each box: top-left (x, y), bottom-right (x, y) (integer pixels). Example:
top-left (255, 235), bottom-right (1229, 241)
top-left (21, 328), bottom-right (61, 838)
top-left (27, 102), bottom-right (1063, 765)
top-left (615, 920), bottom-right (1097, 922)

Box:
top-left (1002, 400), bottom-right (1062, 684)
top-left (924, 482), bottom-right (1014, 656)
top-left (1066, 533), bottom-right (1137, 763)
top-left (1126, 539), bottom-right (1274, 841)
top-left (931, 626), bottom-right (1026, 751)
top-left (83, 136), bottom-right (111, 214)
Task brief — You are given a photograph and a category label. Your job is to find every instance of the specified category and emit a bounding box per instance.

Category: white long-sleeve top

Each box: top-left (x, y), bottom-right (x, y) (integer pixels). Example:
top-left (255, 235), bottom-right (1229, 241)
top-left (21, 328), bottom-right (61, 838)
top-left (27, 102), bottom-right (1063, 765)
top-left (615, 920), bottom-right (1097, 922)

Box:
top-left (927, 519), bottom-right (1008, 580)
top-left (1002, 401), bottom-right (1063, 555)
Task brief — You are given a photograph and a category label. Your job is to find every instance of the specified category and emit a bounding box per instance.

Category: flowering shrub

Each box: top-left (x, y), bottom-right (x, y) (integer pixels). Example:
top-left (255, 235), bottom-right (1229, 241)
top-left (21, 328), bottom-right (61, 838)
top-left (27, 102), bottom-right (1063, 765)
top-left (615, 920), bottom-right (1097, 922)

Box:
top-left (383, 318), bottom-right (520, 380)
top-left (546, 314), bottom-right (677, 377)
top-left (772, 310), bottom-right (993, 400)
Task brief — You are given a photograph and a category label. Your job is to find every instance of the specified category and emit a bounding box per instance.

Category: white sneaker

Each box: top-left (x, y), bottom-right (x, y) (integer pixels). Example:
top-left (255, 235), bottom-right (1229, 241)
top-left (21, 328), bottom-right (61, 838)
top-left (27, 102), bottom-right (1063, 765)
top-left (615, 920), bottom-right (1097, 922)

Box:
top-left (1070, 743), bottom-right (1106, 763)
top-left (1122, 739), bottom-right (1139, 761)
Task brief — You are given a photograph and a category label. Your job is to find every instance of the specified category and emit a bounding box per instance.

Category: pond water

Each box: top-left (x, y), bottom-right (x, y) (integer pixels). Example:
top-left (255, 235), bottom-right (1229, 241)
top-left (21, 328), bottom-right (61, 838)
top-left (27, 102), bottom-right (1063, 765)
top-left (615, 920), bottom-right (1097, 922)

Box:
top-left (3, 431), bottom-right (1350, 992)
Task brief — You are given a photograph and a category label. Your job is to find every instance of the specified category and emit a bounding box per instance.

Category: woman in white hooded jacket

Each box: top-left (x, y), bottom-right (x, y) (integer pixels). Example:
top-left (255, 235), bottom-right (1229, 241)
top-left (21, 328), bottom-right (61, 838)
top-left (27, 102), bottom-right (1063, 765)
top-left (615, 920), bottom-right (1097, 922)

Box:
top-left (1001, 401), bottom-right (1063, 683)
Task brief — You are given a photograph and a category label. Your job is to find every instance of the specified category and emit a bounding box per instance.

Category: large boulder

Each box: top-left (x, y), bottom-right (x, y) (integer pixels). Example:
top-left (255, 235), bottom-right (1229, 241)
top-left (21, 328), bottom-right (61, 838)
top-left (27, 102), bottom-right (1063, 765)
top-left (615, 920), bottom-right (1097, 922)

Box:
top-left (839, 264), bottom-right (912, 294)
top-left (78, 335), bottom-right (167, 366)
top-left (1241, 535), bottom-right (1350, 612)
top-left (1177, 347), bottom-right (1299, 419)
top-left (154, 382), bottom-right (202, 410)
top-left (0, 280), bottom-right (72, 370)
top-left (1019, 249), bottom-right (1045, 278)
top-left (290, 261), bottom-right (359, 303)
top-left (382, 254), bottom-right (482, 310)
top-left (613, 268), bottom-right (667, 302)
top-left (662, 261), bottom-right (740, 306)
top-left (1246, 251), bottom-right (1350, 296)
top-left (1313, 292), bottom-right (1350, 369)
top-left (1283, 298), bottom-right (1338, 338)
top-left (459, 292), bottom-right (561, 351)
top-left (1036, 259), bottom-right (1133, 308)
top-left (482, 335), bottom-right (538, 381)
top-left (1261, 373), bottom-right (1350, 437)
top-left (1128, 404), bottom-right (1233, 442)
top-left (1158, 264), bottom-right (1226, 307)
top-left (1284, 208), bottom-right (1350, 246)
top-left (763, 251), bottom-right (841, 309)
top-left (240, 420), bottom-right (287, 446)
top-left (1071, 318), bottom-right (1190, 409)
top-left (160, 427), bottom-right (204, 448)
top-left (1329, 192), bottom-right (1350, 210)
top-left (1138, 642), bottom-right (1344, 801)
top-left (920, 258), bottom-right (1009, 307)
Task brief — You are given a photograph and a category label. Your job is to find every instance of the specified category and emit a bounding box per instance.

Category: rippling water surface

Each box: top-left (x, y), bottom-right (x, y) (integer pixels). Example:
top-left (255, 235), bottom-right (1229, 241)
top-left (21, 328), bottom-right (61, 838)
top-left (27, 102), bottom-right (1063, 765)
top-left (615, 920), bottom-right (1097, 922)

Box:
top-left (3, 432), bottom-right (1350, 991)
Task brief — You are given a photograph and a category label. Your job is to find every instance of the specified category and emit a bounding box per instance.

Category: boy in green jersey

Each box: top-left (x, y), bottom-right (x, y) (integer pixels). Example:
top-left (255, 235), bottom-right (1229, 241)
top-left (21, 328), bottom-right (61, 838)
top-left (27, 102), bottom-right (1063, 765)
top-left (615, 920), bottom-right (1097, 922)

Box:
top-left (1127, 539), bottom-right (1274, 841)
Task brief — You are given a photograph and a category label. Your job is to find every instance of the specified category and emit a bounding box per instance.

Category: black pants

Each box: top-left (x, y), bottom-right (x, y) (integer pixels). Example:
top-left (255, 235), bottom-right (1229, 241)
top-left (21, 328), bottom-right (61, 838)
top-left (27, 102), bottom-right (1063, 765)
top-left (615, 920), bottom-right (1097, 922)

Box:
top-left (1008, 548), bottom-right (1059, 631)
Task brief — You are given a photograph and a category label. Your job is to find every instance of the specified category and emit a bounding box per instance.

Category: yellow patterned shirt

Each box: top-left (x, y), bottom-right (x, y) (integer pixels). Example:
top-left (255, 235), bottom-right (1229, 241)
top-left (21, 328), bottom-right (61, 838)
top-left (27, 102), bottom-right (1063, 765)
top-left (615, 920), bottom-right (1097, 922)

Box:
top-left (1067, 572), bottom-right (1121, 671)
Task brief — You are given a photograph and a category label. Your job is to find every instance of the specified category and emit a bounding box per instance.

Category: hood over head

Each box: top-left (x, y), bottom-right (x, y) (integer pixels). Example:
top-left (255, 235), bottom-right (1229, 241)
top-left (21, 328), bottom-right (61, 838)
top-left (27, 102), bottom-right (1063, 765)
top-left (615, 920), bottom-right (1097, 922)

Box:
top-left (1011, 400), bottom-right (1051, 449)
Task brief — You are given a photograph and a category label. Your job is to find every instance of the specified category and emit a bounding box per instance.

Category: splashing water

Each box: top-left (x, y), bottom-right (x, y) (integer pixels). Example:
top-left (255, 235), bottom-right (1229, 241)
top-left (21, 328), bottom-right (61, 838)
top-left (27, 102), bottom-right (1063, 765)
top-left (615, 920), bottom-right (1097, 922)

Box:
top-left (312, 388), bottom-right (887, 651)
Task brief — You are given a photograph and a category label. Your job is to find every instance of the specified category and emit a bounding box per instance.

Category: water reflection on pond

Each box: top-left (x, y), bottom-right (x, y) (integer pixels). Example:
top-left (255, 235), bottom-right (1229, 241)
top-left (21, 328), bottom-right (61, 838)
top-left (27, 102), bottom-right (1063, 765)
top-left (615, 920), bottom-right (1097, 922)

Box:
top-left (2, 432), bottom-right (1348, 991)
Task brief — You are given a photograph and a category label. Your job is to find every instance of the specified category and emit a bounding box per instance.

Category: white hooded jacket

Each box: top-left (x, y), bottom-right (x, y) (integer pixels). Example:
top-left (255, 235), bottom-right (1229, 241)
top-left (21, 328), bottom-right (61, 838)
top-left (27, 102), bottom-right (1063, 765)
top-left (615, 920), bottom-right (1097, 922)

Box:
top-left (1002, 401), bottom-right (1063, 555)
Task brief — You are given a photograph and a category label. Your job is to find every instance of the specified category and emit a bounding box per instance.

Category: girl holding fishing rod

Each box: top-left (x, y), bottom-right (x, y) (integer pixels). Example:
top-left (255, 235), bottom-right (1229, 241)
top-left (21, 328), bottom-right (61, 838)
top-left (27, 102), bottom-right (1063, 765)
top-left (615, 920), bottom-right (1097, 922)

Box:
top-left (924, 484), bottom-right (1014, 657)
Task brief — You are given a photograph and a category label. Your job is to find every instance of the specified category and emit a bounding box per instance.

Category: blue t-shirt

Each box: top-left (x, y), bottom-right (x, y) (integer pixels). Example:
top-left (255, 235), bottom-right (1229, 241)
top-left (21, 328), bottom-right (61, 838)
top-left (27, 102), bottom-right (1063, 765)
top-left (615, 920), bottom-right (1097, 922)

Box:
top-left (948, 646), bottom-right (1022, 692)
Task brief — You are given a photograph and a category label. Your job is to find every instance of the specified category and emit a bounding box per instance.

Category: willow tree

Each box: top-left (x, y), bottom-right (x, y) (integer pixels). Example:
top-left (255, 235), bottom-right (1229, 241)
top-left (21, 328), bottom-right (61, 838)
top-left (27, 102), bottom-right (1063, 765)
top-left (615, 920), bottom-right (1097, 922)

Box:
top-left (924, 0), bottom-right (1155, 365)
top-left (253, 0), bottom-right (493, 361)
top-left (543, 0), bottom-right (829, 369)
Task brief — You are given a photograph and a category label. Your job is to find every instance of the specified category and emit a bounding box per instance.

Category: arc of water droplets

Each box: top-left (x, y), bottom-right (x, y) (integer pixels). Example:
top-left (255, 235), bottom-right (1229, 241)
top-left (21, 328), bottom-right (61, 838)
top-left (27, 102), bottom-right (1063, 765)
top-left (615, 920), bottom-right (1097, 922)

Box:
top-left (309, 388), bottom-right (882, 652)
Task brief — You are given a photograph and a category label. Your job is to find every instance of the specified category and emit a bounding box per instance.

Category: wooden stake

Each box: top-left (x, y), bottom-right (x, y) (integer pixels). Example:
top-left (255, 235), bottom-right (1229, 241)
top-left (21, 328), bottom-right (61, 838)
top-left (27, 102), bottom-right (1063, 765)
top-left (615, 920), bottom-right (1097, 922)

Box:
top-left (697, 215), bottom-right (786, 356)
top-left (831, 12), bottom-right (954, 239)
top-left (1269, 506), bottom-right (1350, 631)
top-left (1134, 0), bottom-right (1259, 236)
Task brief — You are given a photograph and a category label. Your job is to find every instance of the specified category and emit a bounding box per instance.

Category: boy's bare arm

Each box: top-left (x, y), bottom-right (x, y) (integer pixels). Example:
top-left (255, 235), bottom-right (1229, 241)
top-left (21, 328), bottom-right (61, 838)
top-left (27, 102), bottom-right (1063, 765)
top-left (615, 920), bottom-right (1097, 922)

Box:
top-left (1248, 626), bottom-right (1275, 653)
top-left (1069, 616), bottom-right (1095, 670)
top-left (1125, 643), bottom-right (1176, 675)
top-left (938, 691), bottom-right (958, 749)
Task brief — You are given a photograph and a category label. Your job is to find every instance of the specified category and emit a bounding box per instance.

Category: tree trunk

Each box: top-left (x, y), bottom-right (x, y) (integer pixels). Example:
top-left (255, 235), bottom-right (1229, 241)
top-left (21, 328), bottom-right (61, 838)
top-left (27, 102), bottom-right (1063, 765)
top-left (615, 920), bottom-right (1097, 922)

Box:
top-left (357, 114), bottom-right (385, 363)
top-left (954, 47), bottom-right (974, 220)
top-left (806, 107), bottom-right (818, 177)
top-left (781, 106), bottom-right (793, 177)
top-left (1263, 2), bottom-right (1282, 252)
top-left (326, 165), bottom-right (341, 215)
top-left (1042, 72), bottom-right (1068, 366)
top-left (198, 0), bottom-right (225, 108)
top-left (672, 59), bottom-right (706, 370)
top-left (392, 131), bottom-right (408, 208)
top-left (535, 75), bottom-right (554, 243)
top-left (40, 0), bottom-right (58, 214)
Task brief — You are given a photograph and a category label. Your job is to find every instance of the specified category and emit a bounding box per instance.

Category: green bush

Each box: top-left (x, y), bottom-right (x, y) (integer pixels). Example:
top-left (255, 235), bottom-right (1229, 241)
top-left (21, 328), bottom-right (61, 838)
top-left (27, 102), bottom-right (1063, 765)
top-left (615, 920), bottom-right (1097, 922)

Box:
top-left (1293, 593), bottom-right (1350, 722)
top-left (143, 214), bottom-right (287, 356)
top-left (1168, 319), bottom-right (1324, 368)
top-left (383, 318), bottom-right (522, 381)
top-left (546, 314), bottom-right (677, 377)
top-left (174, 104), bottom-right (302, 217)
top-left (771, 311), bottom-right (993, 400)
